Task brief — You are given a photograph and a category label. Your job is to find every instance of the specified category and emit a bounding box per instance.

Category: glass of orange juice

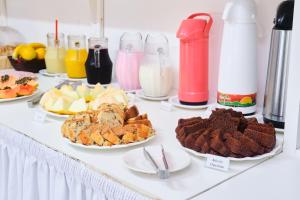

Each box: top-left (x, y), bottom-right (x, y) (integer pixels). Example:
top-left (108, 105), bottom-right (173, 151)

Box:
top-left (65, 35), bottom-right (88, 78)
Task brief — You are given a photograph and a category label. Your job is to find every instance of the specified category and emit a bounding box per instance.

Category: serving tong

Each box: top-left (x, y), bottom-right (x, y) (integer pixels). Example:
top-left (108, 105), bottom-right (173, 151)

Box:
top-left (143, 145), bottom-right (170, 179)
top-left (27, 80), bottom-right (83, 108)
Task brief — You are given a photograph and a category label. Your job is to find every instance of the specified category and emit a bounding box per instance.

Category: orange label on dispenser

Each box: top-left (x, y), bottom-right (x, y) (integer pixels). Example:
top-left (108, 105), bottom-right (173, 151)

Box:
top-left (217, 92), bottom-right (256, 107)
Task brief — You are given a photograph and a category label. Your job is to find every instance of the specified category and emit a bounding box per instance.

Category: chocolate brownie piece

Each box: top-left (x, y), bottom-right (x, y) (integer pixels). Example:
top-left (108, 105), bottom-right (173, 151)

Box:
top-left (179, 120), bottom-right (209, 135)
top-left (224, 132), bottom-right (253, 157)
top-left (239, 134), bottom-right (264, 155)
top-left (209, 129), bottom-right (230, 156)
top-left (238, 117), bottom-right (248, 132)
top-left (246, 117), bottom-right (258, 124)
top-left (247, 124), bottom-right (275, 135)
top-left (184, 132), bottom-right (203, 150)
top-left (175, 117), bottom-right (203, 134)
top-left (244, 129), bottom-right (276, 149)
top-left (209, 114), bottom-right (239, 132)
top-left (194, 129), bottom-right (211, 153)
top-left (201, 141), bottom-right (211, 154)
top-left (178, 117), bottom-right (202, 125)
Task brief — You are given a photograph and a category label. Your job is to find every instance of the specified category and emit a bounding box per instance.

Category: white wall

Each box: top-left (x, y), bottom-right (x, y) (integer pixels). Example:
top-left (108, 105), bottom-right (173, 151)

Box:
top-left (283, 0), bottom-right (300, 153)
top-left (3, 0), bottom-right (283, 107)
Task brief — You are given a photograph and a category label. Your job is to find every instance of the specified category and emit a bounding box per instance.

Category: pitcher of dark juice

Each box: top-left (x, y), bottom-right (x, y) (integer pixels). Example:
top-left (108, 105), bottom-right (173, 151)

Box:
top-left (85, 37), bottom-right (113, 85)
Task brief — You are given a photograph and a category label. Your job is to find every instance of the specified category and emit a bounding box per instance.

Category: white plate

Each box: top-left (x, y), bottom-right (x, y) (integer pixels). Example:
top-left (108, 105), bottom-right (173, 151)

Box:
top-left (0, 69), bottom-right (37, 79)
top-left (64, 134), bottom-right (156, 150)
top-left (168, 96), bottom-right (211, 110)
top-left (181, 137), bottom-right (283, 162)
top-left (135, 90), bottom-right (169, 101)
top-left (58, 74), bottom-right (87, 81)
top-left (39, 69), bottom-right (65, 77)
top-left (40, 107), bottom-right (70, 118)
top-left (123, 145), bottom-right (191, 174)
top-left (0, 89), bottom-right (40, 103)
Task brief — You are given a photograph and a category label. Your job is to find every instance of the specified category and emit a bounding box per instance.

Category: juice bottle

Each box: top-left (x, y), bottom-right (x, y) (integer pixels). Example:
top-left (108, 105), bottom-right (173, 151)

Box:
top-left (45, 33), bottom-right (66, 73)
top-left (65, 35), bottom-right (87, 78)
top-left (85, 37), bottom-right (113, 85)
top-left (115, 32), bottom-right (143, 90)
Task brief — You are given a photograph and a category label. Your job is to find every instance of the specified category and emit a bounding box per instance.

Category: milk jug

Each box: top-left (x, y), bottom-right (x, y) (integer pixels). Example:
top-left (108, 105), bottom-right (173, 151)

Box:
top-left (139, 34), bottom-right (173, 97)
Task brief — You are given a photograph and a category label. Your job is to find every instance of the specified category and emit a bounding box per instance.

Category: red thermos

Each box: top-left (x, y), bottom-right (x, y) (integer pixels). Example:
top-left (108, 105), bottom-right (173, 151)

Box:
top-left (176, 13), bottom-right (213, 105)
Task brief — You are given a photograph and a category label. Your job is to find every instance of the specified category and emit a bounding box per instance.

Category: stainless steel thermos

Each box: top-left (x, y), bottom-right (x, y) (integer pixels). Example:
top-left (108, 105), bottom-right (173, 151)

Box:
top-left (263, 0), bottom-right (294, 129)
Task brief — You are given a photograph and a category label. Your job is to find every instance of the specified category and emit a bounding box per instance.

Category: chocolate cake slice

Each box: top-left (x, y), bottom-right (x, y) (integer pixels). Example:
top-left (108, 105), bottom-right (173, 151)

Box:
top-left (244, 128), bottom-right (275, 149)
top-left (194, 129), bottom-right (211, 153)
top-left (176, 117), bottom-right (203, 134)
top-left (224, 132), bottom-right (254, 157)
top-left (178, 117), bottom-right (202, 125)
top-left (209, 129), bottom-right (230, 157)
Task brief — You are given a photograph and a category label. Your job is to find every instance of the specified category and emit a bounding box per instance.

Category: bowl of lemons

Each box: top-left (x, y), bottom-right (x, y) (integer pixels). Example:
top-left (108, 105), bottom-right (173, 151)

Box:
top-left (8, 43), bottom-right (46, 73)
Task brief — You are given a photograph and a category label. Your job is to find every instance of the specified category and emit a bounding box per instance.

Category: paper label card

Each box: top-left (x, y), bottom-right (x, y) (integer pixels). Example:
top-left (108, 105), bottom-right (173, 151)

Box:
top-left (206, 155), bottom-right (230, 172)
top-left (33, 110), bottom-right (47, 123)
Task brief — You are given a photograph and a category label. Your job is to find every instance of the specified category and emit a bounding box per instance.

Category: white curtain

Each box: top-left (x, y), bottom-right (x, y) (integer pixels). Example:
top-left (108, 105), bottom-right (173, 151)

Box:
top-left (0, 125), bottom-right (148, 200)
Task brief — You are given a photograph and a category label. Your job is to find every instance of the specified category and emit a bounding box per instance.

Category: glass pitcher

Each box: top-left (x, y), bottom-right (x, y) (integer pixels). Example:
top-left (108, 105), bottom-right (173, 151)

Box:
top-left (45, 33), bottom-right (66, 74)
top-left (115, 32), bottom-right (143, 90)
top-left (85, 37), bottom-right (113, 85)
top-left (139, 34), bottom-right (173, 97)
top-left (65, 35), bottom-right (87, 78)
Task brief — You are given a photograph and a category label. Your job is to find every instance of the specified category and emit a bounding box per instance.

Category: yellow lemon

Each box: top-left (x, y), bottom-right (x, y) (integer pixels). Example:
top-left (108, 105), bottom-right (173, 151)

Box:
top-left (240, 97), bottom-right (252, 104)
top-left (12, 44), bottom-right (26, 60)
top-left (35, 48), bottom-right (46, 60)
top-left (19, 45), bottom-right (37, 60)
top-left (29, 42), bottom-right (46, 49)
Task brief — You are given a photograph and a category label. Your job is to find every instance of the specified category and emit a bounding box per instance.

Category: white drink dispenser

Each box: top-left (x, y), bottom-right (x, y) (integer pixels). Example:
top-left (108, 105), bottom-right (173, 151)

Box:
top-left (217, 0), bottom-right (257, 115)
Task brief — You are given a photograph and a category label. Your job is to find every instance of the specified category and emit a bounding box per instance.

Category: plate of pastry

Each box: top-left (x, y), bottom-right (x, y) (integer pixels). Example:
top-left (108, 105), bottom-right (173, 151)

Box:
top-left (175, 108), bottom-right (283, 161)
top-left (168, 96), bottom-right (212, 110)
top-left (0, 74), bottom-right (40, 102)
top-left (62, 104), bottom-right (156, 149)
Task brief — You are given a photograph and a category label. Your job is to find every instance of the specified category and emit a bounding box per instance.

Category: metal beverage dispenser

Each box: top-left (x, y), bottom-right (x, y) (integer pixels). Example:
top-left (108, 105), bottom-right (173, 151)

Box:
top-left (176, 13), bottom-right (213, 105)
top-left (263, 0), bottom-right (294, 129)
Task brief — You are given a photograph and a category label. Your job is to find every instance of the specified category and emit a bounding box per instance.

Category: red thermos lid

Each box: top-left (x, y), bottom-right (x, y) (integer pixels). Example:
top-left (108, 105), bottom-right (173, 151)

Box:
top-left (176, 13), bottom-right (213, 41)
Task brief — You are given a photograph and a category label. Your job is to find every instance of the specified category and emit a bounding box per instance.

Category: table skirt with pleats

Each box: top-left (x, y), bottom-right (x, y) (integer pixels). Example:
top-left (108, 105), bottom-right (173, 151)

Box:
top-left (0, 125), bottom-right (148, 200)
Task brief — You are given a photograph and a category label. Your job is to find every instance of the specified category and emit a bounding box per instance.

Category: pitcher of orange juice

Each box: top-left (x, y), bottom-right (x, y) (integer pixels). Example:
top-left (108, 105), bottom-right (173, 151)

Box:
top-left (65, 35), bottom-right (88, 78)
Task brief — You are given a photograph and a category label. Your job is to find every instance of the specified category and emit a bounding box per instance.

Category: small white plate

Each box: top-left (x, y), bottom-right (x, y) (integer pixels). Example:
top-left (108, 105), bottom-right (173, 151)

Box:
top-left (58, 74), bottom-right (87, 81)
top-left (0, 89), bottom-right (40, 103)
top-left (39, 69), bottom-right (65, 77)
top-left (123, 145), bottom-right (191, 174)
top-left (182, 137), bottom-right (283, 162)
top-left (168, 96), bottom-right (211, 110)
top-left (64, 134), bottom-right (156, 150)
top-left (135, 90), bottom-right (169, 101)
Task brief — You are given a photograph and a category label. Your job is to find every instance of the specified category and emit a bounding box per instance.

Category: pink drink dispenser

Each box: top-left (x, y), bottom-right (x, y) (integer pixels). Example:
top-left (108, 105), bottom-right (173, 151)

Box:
top-left (176, 13), bottom-right (213, 105)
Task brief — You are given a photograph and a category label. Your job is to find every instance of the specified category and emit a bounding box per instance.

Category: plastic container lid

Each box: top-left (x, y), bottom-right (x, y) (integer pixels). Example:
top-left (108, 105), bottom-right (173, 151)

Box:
top-left (274, 0), bottom-right (294, 30)
top-left (177, 13), bottom-right (213, 41)
top-left (223, 0), bottom-right (256, 24)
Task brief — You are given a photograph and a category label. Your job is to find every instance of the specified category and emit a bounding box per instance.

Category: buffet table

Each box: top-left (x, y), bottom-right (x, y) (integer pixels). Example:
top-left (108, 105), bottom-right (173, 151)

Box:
top-left (0, 75), bottom-right (283, 200)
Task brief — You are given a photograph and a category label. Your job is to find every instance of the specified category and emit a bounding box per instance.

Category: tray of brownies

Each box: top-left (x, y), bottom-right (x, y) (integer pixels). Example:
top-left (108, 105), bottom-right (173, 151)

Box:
top-left (175, 108), bottom-right (282, 161)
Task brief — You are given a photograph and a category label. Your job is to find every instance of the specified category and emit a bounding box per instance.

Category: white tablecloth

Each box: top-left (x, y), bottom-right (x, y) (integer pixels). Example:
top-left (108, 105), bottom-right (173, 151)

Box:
top-left (0, 124), bottom-right (148, 200)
